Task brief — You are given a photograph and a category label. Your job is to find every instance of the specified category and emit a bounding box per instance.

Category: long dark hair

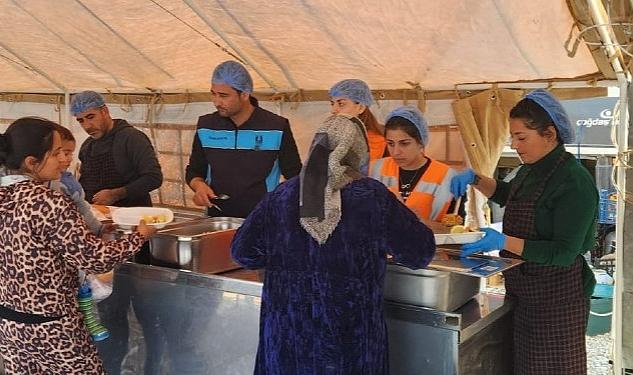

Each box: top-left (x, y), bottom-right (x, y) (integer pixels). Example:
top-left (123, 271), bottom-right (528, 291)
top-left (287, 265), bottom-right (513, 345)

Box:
top-left (0, 117), bottom-right (57, 170)
top-left (510, 98), bottom-right (560, 142)
top-left (357, 107), bottom-right (382, 134)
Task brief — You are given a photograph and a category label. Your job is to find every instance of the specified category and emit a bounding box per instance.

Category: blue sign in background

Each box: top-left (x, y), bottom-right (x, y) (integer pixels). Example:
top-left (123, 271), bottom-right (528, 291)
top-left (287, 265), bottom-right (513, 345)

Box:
top-left (562, 97), bottom-right (618, 147)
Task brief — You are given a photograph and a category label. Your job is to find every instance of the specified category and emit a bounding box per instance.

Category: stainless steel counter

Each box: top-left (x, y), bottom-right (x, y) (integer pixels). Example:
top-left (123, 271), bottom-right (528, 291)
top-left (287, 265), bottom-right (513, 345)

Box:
top-left (95, 263), bottom-right (512, 375)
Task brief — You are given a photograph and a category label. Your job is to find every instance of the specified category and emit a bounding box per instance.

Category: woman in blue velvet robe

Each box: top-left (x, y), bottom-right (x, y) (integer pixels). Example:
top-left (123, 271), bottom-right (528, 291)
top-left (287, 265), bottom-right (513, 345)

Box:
top-left (231, 115), bottom-right (436, 375)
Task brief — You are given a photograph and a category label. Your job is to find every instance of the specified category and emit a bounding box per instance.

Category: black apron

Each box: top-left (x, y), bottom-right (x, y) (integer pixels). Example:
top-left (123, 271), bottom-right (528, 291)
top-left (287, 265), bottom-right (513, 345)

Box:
top-left (79, 137), bottom-right (151, 207)
top-left (501, 152), bottom-right (588, 375)
top-left (79, 136), bottom-right (151, 263)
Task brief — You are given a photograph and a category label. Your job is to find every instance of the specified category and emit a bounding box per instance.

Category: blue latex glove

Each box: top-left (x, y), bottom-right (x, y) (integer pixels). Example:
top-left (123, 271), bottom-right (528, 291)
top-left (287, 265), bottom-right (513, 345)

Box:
top-left (60, 171), bottom-right (83, 197)
top-left (460, 228), bottom-right (505, 257)
top-left (450, 169), bottom-right (475, 197)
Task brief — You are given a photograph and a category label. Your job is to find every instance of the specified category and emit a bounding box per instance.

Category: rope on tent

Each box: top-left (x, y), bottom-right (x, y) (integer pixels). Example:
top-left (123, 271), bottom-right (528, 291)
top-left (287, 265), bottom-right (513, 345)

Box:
top-left (75, 0), bottom-right (174, 80)
top-left (10, 0), bottom-right (123, 87)
top-left (288, 90), bottom-right (304, 110)
top-left (401, 89), bottom-right (408, 106)
top-left (146, 92), bottom-right (165, 205)
top-left (182, 90), bottom-right (192, 113)
top-left (564, 22), bottom-right (583, 58)
top-left (452, 87), bottom-right (462, 100)
top-left (183, 0), bottom-right (280, 92)
top-left (53, 95), bottom-right (63, 125)
top-left (416, 86), bottom-right (427, 114)
top-left (148, 0), bottom-right (245, 64)
top-left (0, 42), bottom-right (66, 92)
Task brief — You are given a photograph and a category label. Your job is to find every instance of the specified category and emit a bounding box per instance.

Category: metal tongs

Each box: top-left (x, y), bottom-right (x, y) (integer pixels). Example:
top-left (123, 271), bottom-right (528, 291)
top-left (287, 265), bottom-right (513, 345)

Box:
top-left (210, 193), bottom-right (230, 212)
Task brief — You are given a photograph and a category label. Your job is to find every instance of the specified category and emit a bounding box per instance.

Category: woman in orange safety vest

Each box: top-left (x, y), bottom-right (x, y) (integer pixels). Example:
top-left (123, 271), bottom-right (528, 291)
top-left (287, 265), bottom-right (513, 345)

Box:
top-left (329, 79), bottom-right (388, 160)
top-left (370, 106), bottom-right (456, 222)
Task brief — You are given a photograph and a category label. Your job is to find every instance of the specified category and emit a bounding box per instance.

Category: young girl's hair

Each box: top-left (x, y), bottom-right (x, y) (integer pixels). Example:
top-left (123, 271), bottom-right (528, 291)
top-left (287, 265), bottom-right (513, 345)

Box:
top-left (53, 124), bottom-right (75, 142)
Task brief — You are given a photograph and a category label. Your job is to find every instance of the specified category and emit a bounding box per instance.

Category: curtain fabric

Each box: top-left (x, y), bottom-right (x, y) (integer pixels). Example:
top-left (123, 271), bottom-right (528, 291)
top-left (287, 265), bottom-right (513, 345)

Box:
top-left (452, 88), bottom-right (524, 228)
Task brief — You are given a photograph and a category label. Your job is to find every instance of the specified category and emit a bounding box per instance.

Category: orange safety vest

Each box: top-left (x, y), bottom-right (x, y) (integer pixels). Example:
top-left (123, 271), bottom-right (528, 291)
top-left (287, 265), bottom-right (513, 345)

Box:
top-left (367, 130), bottom-right (387, 160)
top-left (369, 157), bottom-right (456, 221)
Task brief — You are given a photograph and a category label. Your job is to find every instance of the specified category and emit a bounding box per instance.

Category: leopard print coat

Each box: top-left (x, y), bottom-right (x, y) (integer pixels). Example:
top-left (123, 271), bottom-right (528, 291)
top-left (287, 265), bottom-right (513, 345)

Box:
top-left (0, 179), bottom-right (146, 373)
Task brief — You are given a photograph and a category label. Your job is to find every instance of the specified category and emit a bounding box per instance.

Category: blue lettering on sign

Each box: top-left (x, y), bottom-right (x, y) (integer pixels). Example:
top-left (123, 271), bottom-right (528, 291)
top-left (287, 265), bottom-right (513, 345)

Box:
top-left (198, 129), bottom-right (235, 149)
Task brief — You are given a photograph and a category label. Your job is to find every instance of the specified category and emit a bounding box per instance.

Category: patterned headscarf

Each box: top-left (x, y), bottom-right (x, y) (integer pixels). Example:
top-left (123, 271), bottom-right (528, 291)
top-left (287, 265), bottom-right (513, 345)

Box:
top-left (299, 115), bottom-right (369, 244)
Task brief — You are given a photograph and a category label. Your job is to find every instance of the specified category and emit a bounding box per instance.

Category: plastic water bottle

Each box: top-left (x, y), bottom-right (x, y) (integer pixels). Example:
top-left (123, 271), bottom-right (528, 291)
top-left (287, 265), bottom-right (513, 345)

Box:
top-left (77, 283), bottom-right (110, 341)
top-left (595, 156), bottom-right (614, 193)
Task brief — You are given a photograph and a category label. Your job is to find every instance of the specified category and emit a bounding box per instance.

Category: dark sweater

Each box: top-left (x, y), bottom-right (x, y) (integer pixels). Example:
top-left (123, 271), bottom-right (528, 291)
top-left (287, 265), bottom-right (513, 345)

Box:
top-left (491, 145), bottom-right (597, 297)
top-left (79, 119), bottom-right (163, 206)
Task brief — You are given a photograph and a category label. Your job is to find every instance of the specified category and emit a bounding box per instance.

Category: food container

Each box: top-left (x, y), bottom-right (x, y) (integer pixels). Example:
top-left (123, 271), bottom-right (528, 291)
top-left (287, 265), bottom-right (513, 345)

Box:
top-left (384, 264), bottom-right (481, 311)
top-left (112, 207), bottom-right (174, 229)
top-left (149, 217), bottom-right (244, 274)
top-left (434, 231), bottom-right (484, 245)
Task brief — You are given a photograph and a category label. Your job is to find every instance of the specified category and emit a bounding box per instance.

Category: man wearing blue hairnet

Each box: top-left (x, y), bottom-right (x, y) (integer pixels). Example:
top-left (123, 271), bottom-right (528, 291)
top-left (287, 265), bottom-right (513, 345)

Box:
top-left (186, 60), bottom-right (302, 217)
top-left (71, 91), bottom-right (162, 208)
top-left (70, 90), bottom-right (163, 374)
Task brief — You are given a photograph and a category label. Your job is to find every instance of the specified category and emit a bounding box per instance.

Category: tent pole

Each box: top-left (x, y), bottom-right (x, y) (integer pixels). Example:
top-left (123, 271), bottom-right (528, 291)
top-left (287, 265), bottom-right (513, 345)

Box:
top-left (587, 1), bottom-right (632, 373)
top-left (183, 0), bottom-right (280, 92)
top-left (63, 92), bottom-right (71, 127)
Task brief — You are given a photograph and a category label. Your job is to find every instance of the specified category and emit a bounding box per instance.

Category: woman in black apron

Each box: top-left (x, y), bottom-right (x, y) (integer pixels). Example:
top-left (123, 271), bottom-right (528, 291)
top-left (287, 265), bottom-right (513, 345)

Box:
top-left (450, 89), bottom-right (598, 375)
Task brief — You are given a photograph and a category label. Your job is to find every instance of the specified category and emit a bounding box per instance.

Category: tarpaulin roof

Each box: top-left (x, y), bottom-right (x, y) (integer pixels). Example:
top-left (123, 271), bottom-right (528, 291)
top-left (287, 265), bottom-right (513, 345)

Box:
top-left (0, 0), bottom-right (606, 94)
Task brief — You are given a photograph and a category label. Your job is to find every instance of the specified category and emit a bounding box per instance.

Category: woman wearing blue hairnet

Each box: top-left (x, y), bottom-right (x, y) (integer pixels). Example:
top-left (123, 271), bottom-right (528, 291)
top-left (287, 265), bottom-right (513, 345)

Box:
top-left (370, 106), bottom-right (457, 223)
top-left (329, 79), bottom-right (388, 160)
top-left (450, 89), bottom-right (597, 375)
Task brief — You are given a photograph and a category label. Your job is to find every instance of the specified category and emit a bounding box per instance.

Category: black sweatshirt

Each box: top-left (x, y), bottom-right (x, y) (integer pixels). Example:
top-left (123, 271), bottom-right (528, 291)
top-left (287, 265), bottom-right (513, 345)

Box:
top-left (186, 107), bottom-right (302, 218)
top-left (79, 119), bottom-right (163, 206)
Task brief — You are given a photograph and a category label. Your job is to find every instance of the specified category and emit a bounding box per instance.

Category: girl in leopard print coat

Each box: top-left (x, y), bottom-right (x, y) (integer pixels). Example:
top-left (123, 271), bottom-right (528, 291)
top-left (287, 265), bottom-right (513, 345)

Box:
top-left (0, 117), bottom-right (155, 374)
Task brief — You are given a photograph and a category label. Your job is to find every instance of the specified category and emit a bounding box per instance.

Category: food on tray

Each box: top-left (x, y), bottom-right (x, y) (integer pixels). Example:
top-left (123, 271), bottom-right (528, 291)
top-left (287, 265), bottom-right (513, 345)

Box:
top-left (449, 224), bottom-right (467, 234)
top-left (441, 213), bottom-right (464, 227)
top-left (449, 224), bottom-right (479, 234)
top-left (141, 214), bottom-right (168, 224)
top-left (92, 204), bottom-right (110, 215)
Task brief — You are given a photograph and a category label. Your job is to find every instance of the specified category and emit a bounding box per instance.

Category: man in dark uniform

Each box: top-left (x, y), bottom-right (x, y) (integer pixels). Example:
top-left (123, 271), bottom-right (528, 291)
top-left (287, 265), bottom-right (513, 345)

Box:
top-left (70, 91), bottom-right (163, 375)
top-left (71, 91), bottom-right (163, 208)
top-left (186, 60), bottom-right (302, 218)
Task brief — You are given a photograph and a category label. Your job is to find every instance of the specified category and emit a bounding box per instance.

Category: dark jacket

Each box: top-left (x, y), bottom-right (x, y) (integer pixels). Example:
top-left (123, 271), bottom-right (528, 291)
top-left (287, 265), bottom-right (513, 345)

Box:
top-left (79, 119), bottom-right (163, 206)
top-left (186, 107), bottom-right (302, 218)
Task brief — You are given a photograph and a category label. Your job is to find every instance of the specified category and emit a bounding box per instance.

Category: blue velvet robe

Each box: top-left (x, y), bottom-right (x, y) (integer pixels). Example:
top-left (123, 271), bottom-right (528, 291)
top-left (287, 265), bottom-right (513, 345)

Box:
top-left (231, 177), bottom-right (436, 375)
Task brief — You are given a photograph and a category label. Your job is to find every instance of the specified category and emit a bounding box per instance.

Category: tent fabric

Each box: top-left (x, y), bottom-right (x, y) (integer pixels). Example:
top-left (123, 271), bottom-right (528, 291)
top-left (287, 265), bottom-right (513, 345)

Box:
top-left (0, 0), bottom-right (598, 94)
top-left (452, 88), bottom-right (524, 229)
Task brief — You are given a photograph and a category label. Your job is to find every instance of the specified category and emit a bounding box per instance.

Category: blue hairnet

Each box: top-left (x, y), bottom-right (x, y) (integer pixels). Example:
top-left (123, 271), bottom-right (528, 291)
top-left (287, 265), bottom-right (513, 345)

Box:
top-left (211, 61), bottom-right (253, 93)
top-left (328, 79), bottom-right (373, 106)
top-left (525, 89), bottom-right (574, 143)
top-left (70, 91), bottom-right (105, 116)
top-left (385, 106), bottom-right (429, 146)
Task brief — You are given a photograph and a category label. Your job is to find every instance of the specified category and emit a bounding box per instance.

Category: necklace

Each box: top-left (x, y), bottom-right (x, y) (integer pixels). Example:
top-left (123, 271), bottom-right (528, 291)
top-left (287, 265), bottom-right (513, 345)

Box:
top-left (399, 167), bottom-right (423, 201)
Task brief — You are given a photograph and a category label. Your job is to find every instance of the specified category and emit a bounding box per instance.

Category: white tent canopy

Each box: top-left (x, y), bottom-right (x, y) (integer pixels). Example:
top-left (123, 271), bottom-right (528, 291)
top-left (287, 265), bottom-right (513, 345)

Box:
top-left (1, 1), bottom-right (633, 374)
top-left (0, 0), bottom-right (601, 94)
